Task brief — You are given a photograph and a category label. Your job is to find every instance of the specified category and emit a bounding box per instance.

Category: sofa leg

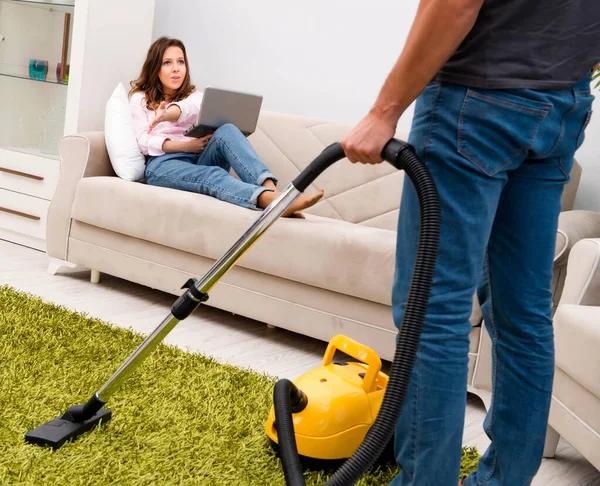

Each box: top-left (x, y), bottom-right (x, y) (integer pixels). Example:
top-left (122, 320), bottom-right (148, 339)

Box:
top-left (90, 269), bottom-right (101, 284)
top-left (543, 425), bottom-right (560, 458)
top-left (47, 258), bottom-right (77, 276)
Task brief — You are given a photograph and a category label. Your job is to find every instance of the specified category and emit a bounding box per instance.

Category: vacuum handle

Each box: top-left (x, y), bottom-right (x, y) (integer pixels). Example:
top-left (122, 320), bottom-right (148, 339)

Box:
top-left (292, 139), bottom-right (412, 192)
top-left (322, 334), bottom-right (382, 393)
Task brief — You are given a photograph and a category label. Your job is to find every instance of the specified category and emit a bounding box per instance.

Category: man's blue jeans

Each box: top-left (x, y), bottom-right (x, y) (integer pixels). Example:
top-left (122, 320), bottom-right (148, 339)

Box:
top-left (145, 123), bottom-right (277, 210)
top-left (390, 75), bottom-right (594, 486)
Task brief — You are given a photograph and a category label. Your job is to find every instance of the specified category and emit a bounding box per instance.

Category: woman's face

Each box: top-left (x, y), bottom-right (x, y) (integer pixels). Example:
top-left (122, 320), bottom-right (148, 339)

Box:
top-left (159, 46), bottom-right (186, 96)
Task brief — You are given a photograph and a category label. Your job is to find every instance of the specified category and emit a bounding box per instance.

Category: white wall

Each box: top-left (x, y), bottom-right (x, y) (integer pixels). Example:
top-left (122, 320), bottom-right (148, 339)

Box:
top-left (153, 0), bottom-right (600, 211)
top-left (573, 107), bottom-right (600, 211)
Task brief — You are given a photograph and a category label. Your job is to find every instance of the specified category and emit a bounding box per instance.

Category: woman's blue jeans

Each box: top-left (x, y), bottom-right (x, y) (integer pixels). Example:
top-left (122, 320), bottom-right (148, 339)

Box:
top-left (145, 124), bottom-right (277, 210)
top-left (390, 75), bottom-right (594, 486)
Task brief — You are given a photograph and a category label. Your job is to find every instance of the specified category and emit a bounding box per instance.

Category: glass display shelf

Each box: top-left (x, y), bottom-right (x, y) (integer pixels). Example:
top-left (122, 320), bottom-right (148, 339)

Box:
top-left (0, 68), bottom-right (67, 159)
top-left (0, 0), bottom-right (74, 10)
top-left (0, 0), bottom-right (73, 159)
top-left (0, 64), bottom-right (68, 85)
top-left (0, 145), bottom-right (61, 160)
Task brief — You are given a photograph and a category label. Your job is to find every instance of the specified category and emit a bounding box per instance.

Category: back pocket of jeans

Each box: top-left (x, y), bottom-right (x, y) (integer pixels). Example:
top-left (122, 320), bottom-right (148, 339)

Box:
top-left (458, 90), bottom-right (550, 176)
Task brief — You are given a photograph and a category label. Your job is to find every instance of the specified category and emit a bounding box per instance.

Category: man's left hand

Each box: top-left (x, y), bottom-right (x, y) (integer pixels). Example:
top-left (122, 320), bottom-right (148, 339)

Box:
top-left (341, 112), bottom-right (397, 164)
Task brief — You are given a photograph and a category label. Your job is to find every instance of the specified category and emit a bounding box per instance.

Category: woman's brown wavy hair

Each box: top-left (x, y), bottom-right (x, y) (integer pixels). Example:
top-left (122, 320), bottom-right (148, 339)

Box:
top-left (129, 37), bottom-right (195, 111)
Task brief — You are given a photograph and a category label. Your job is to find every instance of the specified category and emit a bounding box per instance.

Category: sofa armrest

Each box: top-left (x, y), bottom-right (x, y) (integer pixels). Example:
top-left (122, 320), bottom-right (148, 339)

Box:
top-left (555, 210), bottom-right (600, 266)
top-left (554, 303), bottom-right (600, 399)
top-left (559, 238), bottom-right (600, 306)
top-left (46, 132), bottom-right (115, 260)
top-left (551, 211), bottom-right (600, 308)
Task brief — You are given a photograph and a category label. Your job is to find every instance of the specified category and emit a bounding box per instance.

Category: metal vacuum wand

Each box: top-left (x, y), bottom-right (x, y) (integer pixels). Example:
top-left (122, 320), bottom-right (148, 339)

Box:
top-left (95, 185), bottom-right (301, 404)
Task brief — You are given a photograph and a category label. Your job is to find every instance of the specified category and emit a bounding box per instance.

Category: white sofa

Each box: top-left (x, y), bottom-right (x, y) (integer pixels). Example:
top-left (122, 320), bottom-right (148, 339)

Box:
top-left (543, 233), bottom-right (600, 472)
top-left (46, 109), bottom-right (587, 405)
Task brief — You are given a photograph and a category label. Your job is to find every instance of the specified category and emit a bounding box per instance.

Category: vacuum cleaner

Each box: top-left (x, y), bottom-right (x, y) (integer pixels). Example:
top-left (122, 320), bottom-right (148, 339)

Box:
top-left (265, 333), bottom-right (395, 467)
top-left (25, 138), bottom-right (440, 486)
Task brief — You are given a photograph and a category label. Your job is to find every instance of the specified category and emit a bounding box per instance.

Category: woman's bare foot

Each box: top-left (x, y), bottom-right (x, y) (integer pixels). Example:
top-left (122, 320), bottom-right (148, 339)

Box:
top-left (257, 189), bottom-right (324, 217)
top-left (283, 190), bottom-right (324, 217)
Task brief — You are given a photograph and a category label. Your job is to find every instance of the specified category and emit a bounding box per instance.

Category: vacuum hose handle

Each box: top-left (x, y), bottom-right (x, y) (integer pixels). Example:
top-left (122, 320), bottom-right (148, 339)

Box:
top-left (292, 139), bottom-right (412, 192)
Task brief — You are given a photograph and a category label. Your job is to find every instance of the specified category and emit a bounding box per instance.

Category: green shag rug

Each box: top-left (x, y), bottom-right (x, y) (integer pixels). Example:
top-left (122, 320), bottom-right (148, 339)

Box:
top-left (0, 285), bottom-right (479, 485)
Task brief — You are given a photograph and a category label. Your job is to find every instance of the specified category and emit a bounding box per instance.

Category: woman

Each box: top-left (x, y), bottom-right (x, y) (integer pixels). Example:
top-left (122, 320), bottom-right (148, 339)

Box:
top-left (129, 37), bottom-right (323, 216)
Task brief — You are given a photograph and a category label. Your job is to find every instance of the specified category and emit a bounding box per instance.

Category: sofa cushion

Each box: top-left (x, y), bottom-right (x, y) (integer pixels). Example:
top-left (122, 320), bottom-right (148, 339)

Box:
top-left (71, 177), bottom-right (397, 306)
top-left (248, 111), bottom-right (407, 230)
top-left (554, 304), bottom-right (600, 399)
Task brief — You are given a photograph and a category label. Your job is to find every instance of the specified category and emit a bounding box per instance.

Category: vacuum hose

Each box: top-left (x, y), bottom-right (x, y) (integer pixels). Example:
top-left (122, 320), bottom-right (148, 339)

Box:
top-left (274, 379), bottom-right (309, 486)
top-left (274, 140), bottom-right (441, 486)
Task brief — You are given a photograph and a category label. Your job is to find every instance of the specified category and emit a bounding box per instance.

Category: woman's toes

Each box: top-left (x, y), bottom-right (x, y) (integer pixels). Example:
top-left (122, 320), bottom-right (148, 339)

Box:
top-left (303, 190), bottom-right (324, 207)
top-left (281, 190), bottom-right (324, 217)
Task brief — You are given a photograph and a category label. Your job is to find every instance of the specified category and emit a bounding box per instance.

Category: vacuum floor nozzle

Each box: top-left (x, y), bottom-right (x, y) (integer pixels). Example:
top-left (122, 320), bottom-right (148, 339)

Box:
top-left (25, 408), bottom-right (112, 449)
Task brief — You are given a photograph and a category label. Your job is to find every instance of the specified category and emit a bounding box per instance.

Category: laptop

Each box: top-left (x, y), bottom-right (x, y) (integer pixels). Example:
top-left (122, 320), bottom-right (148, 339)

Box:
top-left (184, 86), bottom-right (263, 138)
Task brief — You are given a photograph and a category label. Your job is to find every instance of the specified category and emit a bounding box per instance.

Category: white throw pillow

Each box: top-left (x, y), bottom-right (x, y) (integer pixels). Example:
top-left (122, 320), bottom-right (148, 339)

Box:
top-left (105, 83), bottom-right (146, 181)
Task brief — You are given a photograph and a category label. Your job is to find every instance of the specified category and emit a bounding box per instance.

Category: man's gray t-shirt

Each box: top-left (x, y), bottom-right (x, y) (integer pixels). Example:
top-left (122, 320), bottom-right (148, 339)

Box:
top-left (437, 0), bottom-right (600, 89)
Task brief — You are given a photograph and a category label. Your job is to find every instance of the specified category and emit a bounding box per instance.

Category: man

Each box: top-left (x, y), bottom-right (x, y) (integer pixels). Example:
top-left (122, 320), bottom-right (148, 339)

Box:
top-left (341, 1), bottom-right (599, 485)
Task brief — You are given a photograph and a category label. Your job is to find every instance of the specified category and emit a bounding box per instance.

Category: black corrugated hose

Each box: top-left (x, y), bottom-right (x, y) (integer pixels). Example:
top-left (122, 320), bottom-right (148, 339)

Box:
top-left (274, 145), bottom-right (441, 486)
top-left (274, 379), bottom-right (307, 486)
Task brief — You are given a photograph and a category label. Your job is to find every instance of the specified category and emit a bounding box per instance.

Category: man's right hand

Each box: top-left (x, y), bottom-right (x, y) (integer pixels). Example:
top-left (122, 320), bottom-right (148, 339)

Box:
top-left (342, 110), bottom-right (397, 164)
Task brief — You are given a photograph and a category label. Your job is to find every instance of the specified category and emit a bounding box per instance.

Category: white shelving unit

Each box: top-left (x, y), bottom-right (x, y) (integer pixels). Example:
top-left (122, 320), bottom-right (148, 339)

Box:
top-left (0, 0), bottom-right (155, 251)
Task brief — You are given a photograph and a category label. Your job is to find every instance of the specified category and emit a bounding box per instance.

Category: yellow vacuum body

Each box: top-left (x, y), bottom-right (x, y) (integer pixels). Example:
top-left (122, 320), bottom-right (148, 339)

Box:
top-left (265, 335), bottom-right (389, 461)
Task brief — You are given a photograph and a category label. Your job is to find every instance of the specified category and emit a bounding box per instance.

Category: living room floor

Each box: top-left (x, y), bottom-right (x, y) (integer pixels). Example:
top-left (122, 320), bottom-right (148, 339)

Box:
top-left (1, 238), bottom-right (599, 486)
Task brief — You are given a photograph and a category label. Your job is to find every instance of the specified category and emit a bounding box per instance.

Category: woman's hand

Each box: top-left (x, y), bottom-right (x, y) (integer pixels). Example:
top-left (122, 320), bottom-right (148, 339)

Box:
top-left (185, 134), bottom-right (213, 153)
top-left (149, 101), bottom-right (168, 132)
top-left (161, 134), bottom-right (212, 154)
